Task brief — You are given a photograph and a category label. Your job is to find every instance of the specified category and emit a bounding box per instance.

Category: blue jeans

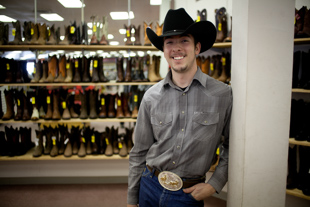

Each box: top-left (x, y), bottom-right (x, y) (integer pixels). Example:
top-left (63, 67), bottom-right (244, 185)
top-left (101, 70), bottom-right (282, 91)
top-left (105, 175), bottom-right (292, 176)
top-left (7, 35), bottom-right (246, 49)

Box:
top-left (139, 166), bottom-right (204, 207)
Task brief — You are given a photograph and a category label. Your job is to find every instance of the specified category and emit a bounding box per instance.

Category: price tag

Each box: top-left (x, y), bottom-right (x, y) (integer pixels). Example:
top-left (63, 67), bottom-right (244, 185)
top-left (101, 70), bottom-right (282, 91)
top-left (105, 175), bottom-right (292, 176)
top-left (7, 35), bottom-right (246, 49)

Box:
top-left (93, 25), bottom-right (97, 32)
top-left (126, 29), bottom-right (130, 37)
top-left (210, 63), bottom-right (214, 71)
top-left (197, 16), bottom-right (201, 22)
top-left (91, 135), bottom-right (95, 143)
top-left (134, 95), bottom-right (138, 103)
top-left (33, 67), bottom-right (36, 74)
top-left (222, 57), bottom-right (226, 66)
top-left (62, 101), bottom-right (66, 109)
top-left (75, 60), bottom-right (78, 68)
top-left (118, 142), bottom-right (123, 149)
top-left (117, 99), bottom-right (121, 106)
top-left (94, 60), bottom-right (98, 68)
top-left (64, 138), bottom-right (69, 145)
top-left (6, 63), bottom-right (10, 70)
top-left (31, 28), bottom-right (34, 35)
top-left (218, 23), bottom-right (222, 31)
top-left (101, 98), bottom-right (105, 106)
top-left (66, 63), bottom-right (70, 69)
top-left (47, 96), bottom-right (51, 104)
top-left (12, 29), bottom-right (15, 36)
top-left (70, 26), bottom-right (75, 34)
top-left (52, 136), bottom-right (57, 145)
top-left (105, 138), bottom-right (109, 145)
top-left (216, 147), bottom-right (220, 155)
top-left (48, 29), bottom-right (51, 37)
top-left (32, 97), bottom-right (35, 104)
top-left (17, 99), bottom-right (20, 106)
top-left (81, 137), bottom-right (85, 143)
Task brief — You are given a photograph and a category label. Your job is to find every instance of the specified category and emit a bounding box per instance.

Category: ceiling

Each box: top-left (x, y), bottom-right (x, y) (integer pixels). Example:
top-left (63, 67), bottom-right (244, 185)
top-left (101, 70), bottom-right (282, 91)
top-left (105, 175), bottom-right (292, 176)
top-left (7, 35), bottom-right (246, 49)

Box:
top-left (0, 0), bottom-right (161, 45)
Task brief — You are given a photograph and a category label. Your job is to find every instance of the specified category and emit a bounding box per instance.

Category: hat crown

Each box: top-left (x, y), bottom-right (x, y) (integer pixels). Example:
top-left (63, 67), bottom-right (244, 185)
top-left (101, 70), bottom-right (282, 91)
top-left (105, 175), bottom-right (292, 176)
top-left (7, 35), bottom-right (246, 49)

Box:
top-left (162, 8), bottom-right (194, 35)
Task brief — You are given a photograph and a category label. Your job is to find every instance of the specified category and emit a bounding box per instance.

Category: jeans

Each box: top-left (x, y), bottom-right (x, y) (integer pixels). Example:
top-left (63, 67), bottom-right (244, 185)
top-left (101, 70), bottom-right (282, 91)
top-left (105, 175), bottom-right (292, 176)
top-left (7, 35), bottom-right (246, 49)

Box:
top-left (139, 166), bottom-right (204, 207)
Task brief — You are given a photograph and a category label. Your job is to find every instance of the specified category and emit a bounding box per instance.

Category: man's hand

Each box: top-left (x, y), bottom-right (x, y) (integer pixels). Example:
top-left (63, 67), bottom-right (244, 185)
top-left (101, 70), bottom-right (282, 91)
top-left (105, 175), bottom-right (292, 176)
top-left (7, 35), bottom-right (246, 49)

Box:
top-left (183, 183), bottom-right (216, 201)
top-left (127, 204), bottom-right (138, 207)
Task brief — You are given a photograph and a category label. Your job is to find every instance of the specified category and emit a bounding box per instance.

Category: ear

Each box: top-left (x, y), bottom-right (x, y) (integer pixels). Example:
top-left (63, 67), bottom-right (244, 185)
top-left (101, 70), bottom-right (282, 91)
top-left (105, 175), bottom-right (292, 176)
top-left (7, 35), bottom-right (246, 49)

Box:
top-left (195, 42), bottom-right (201, 55)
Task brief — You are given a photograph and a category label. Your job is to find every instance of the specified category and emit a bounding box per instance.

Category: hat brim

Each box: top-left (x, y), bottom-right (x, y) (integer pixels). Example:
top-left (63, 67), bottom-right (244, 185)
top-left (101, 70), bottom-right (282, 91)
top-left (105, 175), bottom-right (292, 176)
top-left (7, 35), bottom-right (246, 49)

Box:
top-left (146, 21), bottom-right (216, 54)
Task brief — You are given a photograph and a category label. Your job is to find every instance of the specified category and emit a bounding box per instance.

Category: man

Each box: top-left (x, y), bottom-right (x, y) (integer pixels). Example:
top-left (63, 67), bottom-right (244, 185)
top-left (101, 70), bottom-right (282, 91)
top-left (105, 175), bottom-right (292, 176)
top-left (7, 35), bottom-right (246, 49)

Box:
top-left (127, 8), bottom-right (232, 207)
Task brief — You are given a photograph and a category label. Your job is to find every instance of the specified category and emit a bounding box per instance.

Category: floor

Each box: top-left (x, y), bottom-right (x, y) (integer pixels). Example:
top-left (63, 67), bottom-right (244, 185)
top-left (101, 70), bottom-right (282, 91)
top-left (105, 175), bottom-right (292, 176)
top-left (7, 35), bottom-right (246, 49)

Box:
top-left (0, 184), bottom-right (227, 207)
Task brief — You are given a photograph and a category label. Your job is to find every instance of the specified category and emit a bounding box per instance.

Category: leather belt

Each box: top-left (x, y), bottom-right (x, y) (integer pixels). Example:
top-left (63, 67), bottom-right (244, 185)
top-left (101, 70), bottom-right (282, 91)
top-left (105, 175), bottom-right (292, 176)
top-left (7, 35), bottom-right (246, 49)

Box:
top-left (146, 165), bottom-right (205, 189)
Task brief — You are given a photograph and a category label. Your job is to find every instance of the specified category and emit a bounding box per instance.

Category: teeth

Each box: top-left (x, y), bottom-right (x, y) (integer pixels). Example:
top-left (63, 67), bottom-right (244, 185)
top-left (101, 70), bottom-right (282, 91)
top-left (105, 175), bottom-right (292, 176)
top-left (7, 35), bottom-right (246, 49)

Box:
top-left (173, 56), bottom-right (184, 60)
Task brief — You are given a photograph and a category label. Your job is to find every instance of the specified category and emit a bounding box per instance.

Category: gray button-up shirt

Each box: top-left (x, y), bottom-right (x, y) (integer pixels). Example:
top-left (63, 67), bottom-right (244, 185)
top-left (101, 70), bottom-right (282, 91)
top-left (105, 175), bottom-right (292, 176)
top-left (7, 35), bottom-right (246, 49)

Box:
top-left (128, 68), bottom-right (232, 204)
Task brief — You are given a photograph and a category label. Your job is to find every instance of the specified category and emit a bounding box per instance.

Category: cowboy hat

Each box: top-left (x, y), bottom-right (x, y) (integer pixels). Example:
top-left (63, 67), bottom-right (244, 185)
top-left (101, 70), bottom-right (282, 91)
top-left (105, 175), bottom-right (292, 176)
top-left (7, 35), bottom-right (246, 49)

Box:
top-left (146, 8), bottom-right (216, 53)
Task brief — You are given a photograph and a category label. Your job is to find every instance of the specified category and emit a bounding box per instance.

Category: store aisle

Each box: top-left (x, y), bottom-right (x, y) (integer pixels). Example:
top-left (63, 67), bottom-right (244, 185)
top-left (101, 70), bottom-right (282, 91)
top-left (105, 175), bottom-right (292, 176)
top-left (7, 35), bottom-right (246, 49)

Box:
top-left (0, 184), bottom-right (226, 207)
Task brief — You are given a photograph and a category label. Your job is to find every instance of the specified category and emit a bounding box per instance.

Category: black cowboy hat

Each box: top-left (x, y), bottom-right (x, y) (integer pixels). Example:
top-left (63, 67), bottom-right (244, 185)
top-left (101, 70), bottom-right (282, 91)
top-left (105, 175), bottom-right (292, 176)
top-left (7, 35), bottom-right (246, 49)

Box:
top-left (146, 8), bottom-right (216, 54)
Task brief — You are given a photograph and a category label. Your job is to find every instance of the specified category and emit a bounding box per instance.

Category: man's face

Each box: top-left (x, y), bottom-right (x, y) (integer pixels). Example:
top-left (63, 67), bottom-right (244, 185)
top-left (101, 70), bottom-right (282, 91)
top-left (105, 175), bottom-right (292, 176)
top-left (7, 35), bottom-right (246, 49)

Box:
top-left (163, 34), bottom-right (201, 74)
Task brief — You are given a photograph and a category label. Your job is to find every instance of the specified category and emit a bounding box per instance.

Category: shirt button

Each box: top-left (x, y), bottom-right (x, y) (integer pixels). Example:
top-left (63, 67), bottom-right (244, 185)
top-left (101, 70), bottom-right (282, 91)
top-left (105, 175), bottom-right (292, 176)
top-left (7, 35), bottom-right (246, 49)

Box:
top-left (172, 161), bottom-right (176, 164)
top-left (181, 129), bottom-right (184, 132)
top-left (204, 121), bottom-right (207, 123)
top-left (177, 146), bottom-right (180, 149)
top-left (182, 93), bottom-right (186, 96)
top-left (181, 111), bottom-right (184, 114)
top-left (159, 121), bottom-right (162, 125)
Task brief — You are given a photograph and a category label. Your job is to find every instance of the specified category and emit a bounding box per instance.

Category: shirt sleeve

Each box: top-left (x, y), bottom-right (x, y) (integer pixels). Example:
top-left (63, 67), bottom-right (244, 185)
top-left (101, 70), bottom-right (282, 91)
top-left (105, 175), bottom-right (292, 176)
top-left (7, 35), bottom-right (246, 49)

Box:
top-left (127, 97), bottom-right (154, 205)
top-left (207, 89), bottom-right (233, 193)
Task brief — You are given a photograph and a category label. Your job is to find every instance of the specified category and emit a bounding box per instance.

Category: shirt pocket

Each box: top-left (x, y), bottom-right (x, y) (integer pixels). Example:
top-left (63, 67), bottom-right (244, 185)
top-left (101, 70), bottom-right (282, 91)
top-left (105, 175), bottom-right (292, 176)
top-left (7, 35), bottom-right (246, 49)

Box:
top-left (151, 113), bottom-right (173, 141)
top-left (192, 112), bottom-right (219, 141)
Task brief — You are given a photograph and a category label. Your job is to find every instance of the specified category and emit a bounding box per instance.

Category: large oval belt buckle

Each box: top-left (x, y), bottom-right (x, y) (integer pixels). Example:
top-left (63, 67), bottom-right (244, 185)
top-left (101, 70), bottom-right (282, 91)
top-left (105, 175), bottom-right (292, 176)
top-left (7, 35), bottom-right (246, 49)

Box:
top-left (158, 171), bottom-right (183, 191)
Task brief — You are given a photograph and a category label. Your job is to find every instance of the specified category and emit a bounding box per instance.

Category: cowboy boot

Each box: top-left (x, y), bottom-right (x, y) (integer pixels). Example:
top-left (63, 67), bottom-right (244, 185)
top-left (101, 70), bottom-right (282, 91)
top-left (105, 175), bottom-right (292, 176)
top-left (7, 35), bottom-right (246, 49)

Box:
top-left (116, 94), bottom-right (124, 118)
top-left (33, 130), bottom-right (44, 157)
top-left (4, 59), bottom-right (14, 83)
top-left (286, 145), bottom-right (298, 189)
top-left (98, 57), bottom-right (109, 82)
top-left (22, 21), bottom-right (32, 44)
top-left (69, 93), bottom-right (79, 118)
top-left (99, 34), bottom-right (108, 45)
top-left (126, 128), bottom-right (134, 154)
top-left (60, 89), bottom-right (70, 120)
top-left (22, 91), bottom-right (31, 121)
top-left (64, 57), bottom-right (73, 82)
top-left (297, 8), bottom-right (310, 38)
top-left (107, 94), bottom-right (116, 118)
top-left (39, 60), bottom-right (48, 82)
top-left (113, 127), bottom-right (120, 154)
top-left (59, 25), bottom-right (70, 45)
top-left (224, 16), bottom-right (232, 42)
top-left (98, 93), bottom-right (107, 118)
top-left (14, 89), bottom-right (23, 121)
top-left (124, 58), bottom-right (132, 82)
top-left (54, 55), bottom-right (66, 82)
top-left (9, 20), bottom-right (22, 45)
top-left (104, 127), bottom-right (113, 156)
top-left (81, 22), bottom-right (88, 45)
top-left (34, 23), bottom-right (47, 45)
top-left (89, 89), bottom-right (98, 119)
top-left (197, 9), bottom-right (207, 21)
top-left (217, 52), bottom-right (230, 83)
top-left (0, 22), bottom-right (9, 45)
top-left (144, 22), bottom-right (152, 46)
top-left (116, 57), bottom-right (124, 82)
top-left (50, 127), bottom-right (59, 157)
top-left (123, 92), bottom-right (131, 118)
top-left (29, 23), bottom-right (39, 44)
top-left (118, 134), bottom-right (128, 157)
top-left (52, 89), bottom-right (61, 120)
top-left (78, 137), bottom-right (86, 157)
top-left (295, 6), bottom-right (307, 37)
top-left (15, 61), bottom-right (24, 83)
top-left (64, 131), bottom-right (73, 157)
top-left (46, 24), bottom-right (57, 45)
top-left (124, 24), bottom-right (133, 45)
top-left (31, 60), bottom-right (42, 83)
top-left (43, 126), bottom-right (53, 155)
top-left (215, 7), bottom-right (228, 42)
top-left (92, 131), bottom-right (99, 154)
top-left (148, 55), bottom-right (161, 82)
top-left (99, 130), bottom-right (107, 154)
top-left (133, 25), bottom-right (141, 45)
top-left (30, 91), bottom-right (39, 121)
top-left (73, 58), bottom-right (81, 82)
top-left (132, 57), bottom-right (141, 82)
top-left (156, 22), bottom-right (163, 36)
top-left (45, 91), bottom-right (53, 120)
top-left (211, 55), bottom-right (221, 79)
top-left (69, 21), bottom-right (77, 45)
top-left (79, 90), bottom-right (88, 119)
top-left (131, 90), bottom-right (139, 118)
top-left (91, 57), bottom-right (100, 82)
top-left (82, 56), bottom-right (91, 82)
top-left (45, 55), bottom-right (58, 83)
top-left (201, 56), bottom-right (210, 75)
top-left (0, 131), bottom-right (7, 156)
top-left (2, 89), bottom-right (14, 120)
top-left (57, 125), bottom-right (66, 155)
top-left (292, 51), bottom-right (301, 88)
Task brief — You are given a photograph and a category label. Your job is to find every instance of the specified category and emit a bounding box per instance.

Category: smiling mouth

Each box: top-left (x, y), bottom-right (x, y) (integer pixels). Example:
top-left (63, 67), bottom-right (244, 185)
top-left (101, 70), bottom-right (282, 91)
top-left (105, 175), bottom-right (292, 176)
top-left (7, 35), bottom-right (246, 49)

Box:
top-left (173, 56), bottom-right (184, 60)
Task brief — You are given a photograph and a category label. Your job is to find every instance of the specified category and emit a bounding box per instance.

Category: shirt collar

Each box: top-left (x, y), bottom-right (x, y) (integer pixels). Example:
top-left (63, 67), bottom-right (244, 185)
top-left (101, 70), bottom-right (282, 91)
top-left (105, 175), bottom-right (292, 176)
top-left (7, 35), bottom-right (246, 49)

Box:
top-left (162, 67), bottom-right (208, 90)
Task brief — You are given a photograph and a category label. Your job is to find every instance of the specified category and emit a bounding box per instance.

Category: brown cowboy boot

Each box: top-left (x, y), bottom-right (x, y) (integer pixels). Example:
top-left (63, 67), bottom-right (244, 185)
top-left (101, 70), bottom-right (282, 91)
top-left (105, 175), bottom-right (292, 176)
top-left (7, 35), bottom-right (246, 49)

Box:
top-left (116, 94), bottom-right (124, 118)
top-left (29, 23), bottom-right (39, 45)
top-left (131, 91), bottom-right (139, 118)
top-left (156, 22), bottom-right (163, 36)
top-left (33, 129), bottom-right (44, 157)
top-left (31, 60), bottom-right (42, 83)
top-left (122, 92), bottom-right (131, 118)
top-left (297, 8), bottom-right (310, 38)
top-left (215, 8), bottom-right (228, 42)
top-left (2, 89), bottom-right (14, 120)
top-left (45, 91), bottom-right (53, 120)
top-left (45, 55), bottom-right (58, 83)
top-left (82, 56), bottom-right (90, 82)
top-left (217, 53), bottom-right (229, 83)
top-left (211, 55), bottom-right (222, 79)
top-left (124, 57), bottom-right (132, 82)
top-left (14, 89), bottom-right (23, 121)
top-left (148, 55), bottom-right (161, 82)
top-left (39, 60), bottom-right (48, 83)
top-left (91, 57), bottom-right (100, 82)
top-left (64, 57), bottom-right (73, 82)
top-left (52, 90), bottom-right (61, 120)
top-left (133, 25), bottom-right (141, 45)
top-left (34, 23), bottom-right (47, 45)
top-left (124, 24), bottom-right (133, 45)
top-left (107, 94), bottom-right (116, 118)
top-left (79, 90), bottom-right (88, 119)
top-left (59, 25), bottom-right (70, 45)
top-left (89, 89), bottom-right (98, 119)
top-left (116, 57), bottom-right (124, 82)
top-left (72, 58), bottom-right (81, 82)
top-left (98, 57), bottom-right (109, 82)
top-left (201, 56), bottom-right (210, 75)
top-left (46, 24), bottom-right (57, 45)
top-left (22, 91), bottom-right (31, 121)
top-left (98, 93), bottom-right (107, 118)
top-left (144, 22), bottom-right (152, 46)
top-left (9, 21), bottom-right (22, 45)
top-left (54, 55), bottom-right (66, 82)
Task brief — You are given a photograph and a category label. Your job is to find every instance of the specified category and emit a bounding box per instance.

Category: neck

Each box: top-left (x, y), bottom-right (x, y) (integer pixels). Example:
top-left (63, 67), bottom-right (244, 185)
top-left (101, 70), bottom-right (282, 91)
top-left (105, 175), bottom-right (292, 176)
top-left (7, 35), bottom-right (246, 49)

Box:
top-left (171, 65), bottom-right (198, 88)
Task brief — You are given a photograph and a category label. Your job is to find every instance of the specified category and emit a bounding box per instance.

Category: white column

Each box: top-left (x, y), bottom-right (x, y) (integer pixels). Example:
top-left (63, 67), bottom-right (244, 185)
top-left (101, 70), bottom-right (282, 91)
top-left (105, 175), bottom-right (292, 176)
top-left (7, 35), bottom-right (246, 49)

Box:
top-left (228, 0), bottom-right (294, 206)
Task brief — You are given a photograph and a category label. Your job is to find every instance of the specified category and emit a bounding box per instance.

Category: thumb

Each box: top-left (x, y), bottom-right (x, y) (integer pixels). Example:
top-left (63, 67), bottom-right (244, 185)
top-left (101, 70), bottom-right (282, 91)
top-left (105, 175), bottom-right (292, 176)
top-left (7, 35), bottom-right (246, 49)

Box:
top-left (183, 186), bottom-right (195, 194)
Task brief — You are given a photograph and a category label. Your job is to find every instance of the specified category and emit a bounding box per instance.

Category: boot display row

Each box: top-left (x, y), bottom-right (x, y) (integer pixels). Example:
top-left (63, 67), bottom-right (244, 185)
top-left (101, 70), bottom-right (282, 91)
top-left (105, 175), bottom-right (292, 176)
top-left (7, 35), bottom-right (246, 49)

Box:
top-left (196, 52), bottom-right (231, 84)
top-left (0, 20), bottom-right (88, 45)
top-left (32, 124), bottom-right (134, 158)
top-left (286, 145), bottom-right (310, 196)
top-left (290, 99), bottom-right (310, 142)
top-left (0, 57), bottom-right (31, 83)
top-left (295, 6), bottom-right (310, 38)
top-left (1, 87), bottom-right (147, 121)
top-left (0, 126), bottom-right (34, 157)
top-left (292, 50), bottom-right (310, 89)
top-left (214, 7), bottom-right (232, 43)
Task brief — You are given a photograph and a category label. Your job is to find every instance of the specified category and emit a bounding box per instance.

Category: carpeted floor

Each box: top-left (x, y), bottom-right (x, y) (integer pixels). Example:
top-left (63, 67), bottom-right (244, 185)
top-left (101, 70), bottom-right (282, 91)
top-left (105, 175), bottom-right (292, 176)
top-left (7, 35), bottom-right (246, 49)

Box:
top-left (0, 184), bottom-right (226, 207)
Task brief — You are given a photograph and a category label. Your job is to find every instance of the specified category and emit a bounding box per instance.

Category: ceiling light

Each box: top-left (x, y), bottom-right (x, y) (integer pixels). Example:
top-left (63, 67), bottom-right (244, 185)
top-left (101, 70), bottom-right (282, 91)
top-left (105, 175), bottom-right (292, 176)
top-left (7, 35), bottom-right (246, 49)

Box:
top-left (58, 0), bottom-right (85, 8)
top-left (110, 11), bottom-right (134, 20)
top-left (40, 13), bottom-right (64, 21)
top-left (107, 34), bottom-right (114, 40)
top-left (87, 22), bottom-right (92, 28)
top-left (119, 29), bottom-right (126, 35)
top-left (109, 41), bottom-right (119, 46)
top-left (0, 4), bottom-right (6, 9)
top-left (0, 15), bottom-right (16, 22)
top-left (150, 0), bottom-right (162, 5)
top-left (88, 30), bottom-right (92, 35)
